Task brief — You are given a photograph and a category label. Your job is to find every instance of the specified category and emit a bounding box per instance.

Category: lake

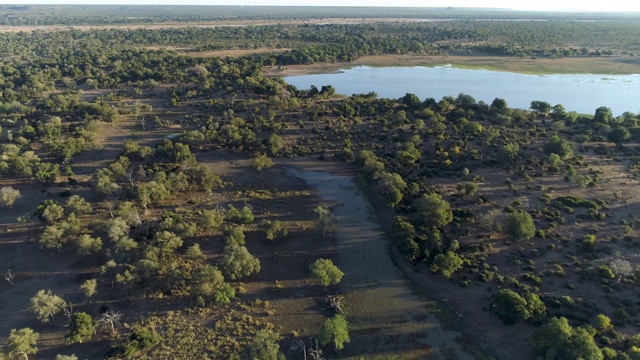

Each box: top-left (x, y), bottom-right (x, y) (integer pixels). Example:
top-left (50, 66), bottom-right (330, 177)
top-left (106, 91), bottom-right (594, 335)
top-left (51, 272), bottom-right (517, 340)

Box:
top-left (284, 65), bottom-right (640, 116)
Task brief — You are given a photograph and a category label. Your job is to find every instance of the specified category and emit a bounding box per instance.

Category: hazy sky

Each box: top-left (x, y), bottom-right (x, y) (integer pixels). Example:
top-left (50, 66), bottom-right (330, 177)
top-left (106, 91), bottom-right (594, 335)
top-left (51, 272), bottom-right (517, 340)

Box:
top-left (4, 0), bottom-right (640, 12)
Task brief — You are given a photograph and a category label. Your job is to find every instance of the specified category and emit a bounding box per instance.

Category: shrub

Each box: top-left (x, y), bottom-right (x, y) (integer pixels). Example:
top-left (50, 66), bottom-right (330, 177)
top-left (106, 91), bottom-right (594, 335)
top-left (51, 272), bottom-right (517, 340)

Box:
top-left (505, 211), bottom-right (536, 241)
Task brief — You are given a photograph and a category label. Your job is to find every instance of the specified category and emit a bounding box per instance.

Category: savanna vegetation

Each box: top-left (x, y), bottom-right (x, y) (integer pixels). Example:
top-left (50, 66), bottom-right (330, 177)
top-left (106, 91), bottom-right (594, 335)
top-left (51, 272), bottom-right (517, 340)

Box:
top-left (1, 5), bottom-right (640, 360)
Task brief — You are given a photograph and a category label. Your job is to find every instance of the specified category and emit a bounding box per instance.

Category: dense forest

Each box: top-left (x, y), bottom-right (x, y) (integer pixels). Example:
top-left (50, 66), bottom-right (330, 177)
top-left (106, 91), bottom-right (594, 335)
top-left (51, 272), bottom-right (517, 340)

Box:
top-left (1, 6), bottom-right (640, 360)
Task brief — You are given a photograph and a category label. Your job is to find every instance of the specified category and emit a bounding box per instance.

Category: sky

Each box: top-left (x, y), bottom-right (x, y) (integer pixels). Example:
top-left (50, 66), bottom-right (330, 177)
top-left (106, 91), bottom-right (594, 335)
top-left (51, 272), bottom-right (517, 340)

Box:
top-left (3, 0), bottom-right (640, 12)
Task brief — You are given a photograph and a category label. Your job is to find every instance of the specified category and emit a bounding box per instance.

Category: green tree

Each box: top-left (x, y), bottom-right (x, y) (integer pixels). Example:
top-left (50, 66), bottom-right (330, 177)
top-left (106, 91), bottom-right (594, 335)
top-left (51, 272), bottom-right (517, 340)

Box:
top-left (315, 206), bottom-right (334, 237)
top-left (433, 251), bottom-right (463, 278)
top-left (544, 134), bottom-right (574, 159)
top-left (505, 211), bottom-right (536, 241)
top-left (217, 245), bottom-right (261, 280)
top-left (198, 209), bottom-right (224, 235)
top-left (39, 224), bottom-right (66, 250)
top-left (416, 193), bottom-right (453, 229)
top-left (260, 220), bottom-right (288, 242)
top-left (490, 97), bottom-right (510, 115)
top-left (41, 202), bottom-right (64, 224)
top-left (185, 243), bottom-right (205, 261)
top-left (491, 289), bottom-right (530, 324)
top-left (0, 186), bottom-right (20, 208)
top-left (64, 195), bottom-right (92, 215)
top-left (214, 283), bottom-right (236, 304)
top-left (223, 225), bottom-right (246, 246)
top-left (594, 106), bottom-right (613, 123)
top-left (190, 264), bottom-right (225, 303)
top-left (30, 289), bottom-right (66, 323)
top-left (228, 205), bottom-right (254, 224)
top-left (6, 328), bottom-right (39, 360)
top-left (265, 134), bottom-right (283, 156)
top-left (251, 154), bottom-right (274, 171)
top-left (76, 234), bottom-right (103, 255)
top-left (378, 172), bottom-right (406, 207)
top-left (310, 258), bottom-right (344, 286)
top-left (530, 100), bottom-right (552, 116)
top-left (80, 279), bottom-right (97, 301)
top-left (533, 317), bottom-right (603, 360)
top-left (65, 312), bottom-right (94, 344)
top-left (319, 314), bottom-right (351, 351)
top-left (595, 314), bottom-right (613, 333)
top-left (501, 142), bottom-right (520, 164)
top-left (242, 329), bottom-right (284, 360)
top-left (608, 126), bottom-right (631, 146)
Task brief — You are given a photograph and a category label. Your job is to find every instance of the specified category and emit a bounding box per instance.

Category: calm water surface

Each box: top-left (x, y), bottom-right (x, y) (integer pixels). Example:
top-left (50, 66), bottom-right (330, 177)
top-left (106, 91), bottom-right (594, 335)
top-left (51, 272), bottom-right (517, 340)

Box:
top-left (284, 65), bottom-right (640, 115)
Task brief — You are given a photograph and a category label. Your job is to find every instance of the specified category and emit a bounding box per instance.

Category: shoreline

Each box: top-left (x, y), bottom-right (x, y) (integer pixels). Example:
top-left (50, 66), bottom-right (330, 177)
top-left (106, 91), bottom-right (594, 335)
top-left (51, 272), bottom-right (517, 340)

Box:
top-left (263, 54), bottom-right (640, 77)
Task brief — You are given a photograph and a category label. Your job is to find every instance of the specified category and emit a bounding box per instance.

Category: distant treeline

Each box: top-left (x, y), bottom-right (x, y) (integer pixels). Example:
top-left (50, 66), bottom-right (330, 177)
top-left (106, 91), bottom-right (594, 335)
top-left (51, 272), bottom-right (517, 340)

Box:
top-left (1, 21), bottom-right (639, 67)
top-left (1, 5), bottom-right (640, 26)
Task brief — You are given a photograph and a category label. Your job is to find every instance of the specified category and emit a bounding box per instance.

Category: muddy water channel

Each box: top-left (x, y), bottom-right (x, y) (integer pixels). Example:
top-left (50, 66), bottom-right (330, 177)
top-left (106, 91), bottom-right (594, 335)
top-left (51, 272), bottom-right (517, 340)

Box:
top-left (286, 167), bottom-right (472, 360)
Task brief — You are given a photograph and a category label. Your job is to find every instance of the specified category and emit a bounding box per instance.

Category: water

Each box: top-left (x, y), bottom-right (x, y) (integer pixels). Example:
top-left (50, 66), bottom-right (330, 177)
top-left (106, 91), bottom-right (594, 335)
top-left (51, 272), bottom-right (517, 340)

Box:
top-left (284, 65), bottom-right (640, 116)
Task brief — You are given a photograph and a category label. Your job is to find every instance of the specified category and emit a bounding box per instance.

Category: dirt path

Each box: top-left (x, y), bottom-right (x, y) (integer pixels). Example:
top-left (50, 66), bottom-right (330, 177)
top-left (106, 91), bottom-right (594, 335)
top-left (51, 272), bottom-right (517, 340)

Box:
top-left (286, 167), bottom-right (472, 360)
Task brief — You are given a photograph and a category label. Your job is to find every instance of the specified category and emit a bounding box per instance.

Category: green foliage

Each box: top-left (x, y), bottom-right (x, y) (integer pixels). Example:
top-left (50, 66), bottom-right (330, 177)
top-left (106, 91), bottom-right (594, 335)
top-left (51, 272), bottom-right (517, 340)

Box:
top-left (64, 195), bottom-right (92, 215)
top-left (456, 182), bottom-right (479, 197)
top-left (76, 234), bottom-right (103, 255)
top-left (501, 142), bottom-right (520, 164)
top-left (80, 279), bottom-right (97, 299)
top-left (224, 226), bottom-right (246, 246)
top-left (505, 211), bottom-right (536, 241)
top-left (378, 171), bottom-right (407, 207)
top-left (544, 134), bottom-right (574, 159)
top-left (55, 355), bottom-right (79, 360)
top-left (40, 201), bottom-right (65, 224)
top-left (251, 154), bottom-right (275, 171)
top-left (228, 205), bottom-right (255, 224)
top-left (198, 209), bottom-right (224, 235)
top-left (608, 126), bottom-right (631, 146)
top-left (260, 220), bottom-right (288, 242)
top-left (491, 289), bottom-right (545, 324)
top-left (214, 283), bottom-right (236, 304)
top-left (432, 251), bottom-right (463, 278)
top-left (533, 317), bottom-right (603, 360)
top-left (594, 106), bottom-right (613, 123)
top-left (185, 243), bottom-right (205, 261)
top-left (123, 326), bottom-right (159, 357)
top-left (416, 193), bottom-right (453, 229)
top-left (319, 314), bottom-right (351, 351)
top-left (310, 258), bottom-right (344, 286)
top-left (314, 205), bottom-right (334, 237)
top-left (65, 312), bottom-right (94, 344)
top-left (29, 289), bottom-right (66, 323)
top-left (0, 186), bottom-right (20, 208)
top-left (595, 314), bottom-right (613, 333)
top-left (190, 264), bottom-right (225, 302)
top-left (6, 328), bottom-right (39, 359)
top-left (217, 245), bottom-right (261, 280)
top-left (241, 329), bottom-right (284, 360)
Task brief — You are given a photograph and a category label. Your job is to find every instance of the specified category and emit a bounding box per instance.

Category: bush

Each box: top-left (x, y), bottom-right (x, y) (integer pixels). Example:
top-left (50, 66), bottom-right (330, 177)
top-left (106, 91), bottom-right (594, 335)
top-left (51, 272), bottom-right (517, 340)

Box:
top-left (505, 211), bottom-right (536, 241)
top-left (122, 326), bottom-right (159, 357)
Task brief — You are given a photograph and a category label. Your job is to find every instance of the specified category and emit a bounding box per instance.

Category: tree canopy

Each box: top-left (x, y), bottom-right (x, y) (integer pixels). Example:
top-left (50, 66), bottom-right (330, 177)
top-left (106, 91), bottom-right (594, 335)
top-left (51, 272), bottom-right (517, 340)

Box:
top-left (310, 258), bottom-right (344, 286)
